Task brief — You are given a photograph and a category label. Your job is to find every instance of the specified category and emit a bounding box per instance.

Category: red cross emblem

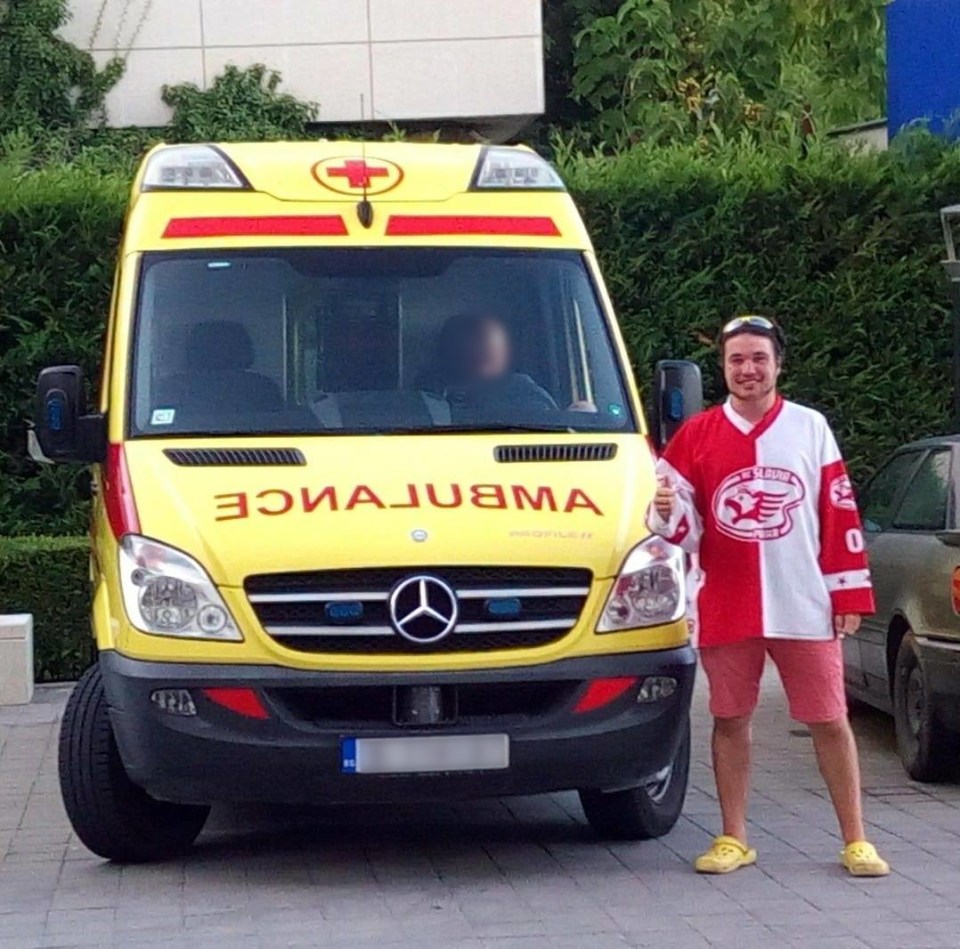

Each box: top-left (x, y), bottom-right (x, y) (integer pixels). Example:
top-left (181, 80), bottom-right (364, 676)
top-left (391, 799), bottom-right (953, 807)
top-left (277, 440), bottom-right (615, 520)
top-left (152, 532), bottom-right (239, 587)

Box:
top-left (312, 156), bottom-right (404, 196)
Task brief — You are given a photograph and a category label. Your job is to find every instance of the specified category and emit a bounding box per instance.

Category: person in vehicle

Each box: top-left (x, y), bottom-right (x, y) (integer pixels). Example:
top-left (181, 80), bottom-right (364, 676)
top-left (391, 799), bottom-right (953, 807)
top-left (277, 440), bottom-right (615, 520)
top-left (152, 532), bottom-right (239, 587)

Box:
top-left (424, 312), bottom-right (595, 416)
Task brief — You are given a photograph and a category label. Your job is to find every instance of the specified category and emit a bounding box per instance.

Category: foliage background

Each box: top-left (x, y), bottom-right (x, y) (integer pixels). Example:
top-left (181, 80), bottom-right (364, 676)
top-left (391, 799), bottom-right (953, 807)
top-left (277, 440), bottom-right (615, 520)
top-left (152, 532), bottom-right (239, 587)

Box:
top-left (2, 136), bottom-right (956, 541)
top-left (0, 0), bottom-right (941, 682)
top-left (0, 537), bottom-right (92, 680)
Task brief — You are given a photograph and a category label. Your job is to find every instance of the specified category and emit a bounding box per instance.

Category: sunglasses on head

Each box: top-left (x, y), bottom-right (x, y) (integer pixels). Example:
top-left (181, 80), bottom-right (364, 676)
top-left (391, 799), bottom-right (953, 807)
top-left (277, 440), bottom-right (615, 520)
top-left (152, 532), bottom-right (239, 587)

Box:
top-left (720, 315), bottom-right (776, 337)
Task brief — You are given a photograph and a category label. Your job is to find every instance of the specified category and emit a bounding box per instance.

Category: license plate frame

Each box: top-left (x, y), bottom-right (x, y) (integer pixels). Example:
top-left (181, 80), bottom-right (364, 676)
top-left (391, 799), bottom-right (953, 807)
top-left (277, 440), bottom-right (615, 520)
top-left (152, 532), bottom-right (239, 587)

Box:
top-left (341, 734), bottom-right (509, 775)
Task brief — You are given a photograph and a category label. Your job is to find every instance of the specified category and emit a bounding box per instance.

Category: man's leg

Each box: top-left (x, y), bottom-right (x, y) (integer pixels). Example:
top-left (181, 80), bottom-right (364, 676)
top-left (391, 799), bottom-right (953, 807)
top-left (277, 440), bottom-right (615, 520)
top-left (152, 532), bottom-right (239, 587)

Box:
top-left (696, 641), bottom-right (765, 871)
top-left (770, 638), bottom-right (888, 875)
top-left (807, 716), bottom-right (865, 844)
top-left (713, 714), bottom-right (753, 844)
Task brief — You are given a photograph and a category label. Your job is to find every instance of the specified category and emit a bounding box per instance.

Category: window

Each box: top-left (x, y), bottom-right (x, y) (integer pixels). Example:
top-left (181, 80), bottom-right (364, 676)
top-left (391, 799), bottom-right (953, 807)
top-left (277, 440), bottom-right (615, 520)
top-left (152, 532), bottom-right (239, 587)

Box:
top-left (859, 451), bottom-right (922, 532)
top-left (129, 249), bottom-right (634, 437)
top-left (892, 449), bottom-right (952, 532)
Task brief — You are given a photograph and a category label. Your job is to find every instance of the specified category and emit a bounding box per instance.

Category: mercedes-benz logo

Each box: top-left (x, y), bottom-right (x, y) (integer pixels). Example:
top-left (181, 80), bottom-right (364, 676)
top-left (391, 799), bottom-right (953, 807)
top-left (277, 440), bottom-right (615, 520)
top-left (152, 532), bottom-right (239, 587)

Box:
top-left (388, 575), bottom-right (458, 644)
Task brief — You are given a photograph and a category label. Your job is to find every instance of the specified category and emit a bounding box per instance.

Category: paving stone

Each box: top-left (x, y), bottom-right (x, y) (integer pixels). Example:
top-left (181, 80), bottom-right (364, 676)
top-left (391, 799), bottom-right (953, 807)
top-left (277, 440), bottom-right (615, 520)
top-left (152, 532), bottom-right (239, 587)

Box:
top-left (0, 672), bottom-right (956, 946)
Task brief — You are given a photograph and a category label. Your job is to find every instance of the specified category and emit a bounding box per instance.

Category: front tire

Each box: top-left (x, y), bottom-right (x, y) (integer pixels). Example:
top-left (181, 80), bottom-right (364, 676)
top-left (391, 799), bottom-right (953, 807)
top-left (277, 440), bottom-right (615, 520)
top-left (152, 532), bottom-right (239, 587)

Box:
top-left (59, 663), bottom-right (210, 862)
top-left (893, 634), bottom-right (954, 782)
top-left (579, 717), bottom-right (690, 840)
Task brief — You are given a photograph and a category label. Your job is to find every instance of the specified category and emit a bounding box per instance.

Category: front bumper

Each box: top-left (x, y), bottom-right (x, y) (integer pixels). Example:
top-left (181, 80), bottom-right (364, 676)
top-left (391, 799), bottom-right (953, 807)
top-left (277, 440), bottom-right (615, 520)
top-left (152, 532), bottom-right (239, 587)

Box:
top-left (99, 647), bottom-right (696, 805)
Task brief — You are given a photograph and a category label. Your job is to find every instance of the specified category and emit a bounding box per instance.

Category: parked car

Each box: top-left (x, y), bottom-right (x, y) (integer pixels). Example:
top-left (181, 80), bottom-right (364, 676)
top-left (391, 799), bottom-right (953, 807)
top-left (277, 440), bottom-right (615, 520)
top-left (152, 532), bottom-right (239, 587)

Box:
top-left (845, 436), bottom-right (960, 780)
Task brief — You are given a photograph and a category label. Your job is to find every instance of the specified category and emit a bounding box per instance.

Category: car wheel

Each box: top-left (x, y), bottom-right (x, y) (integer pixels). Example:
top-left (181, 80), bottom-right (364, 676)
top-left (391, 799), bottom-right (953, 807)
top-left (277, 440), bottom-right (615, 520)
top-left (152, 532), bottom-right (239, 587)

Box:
top-left (59, 663), bottom-right (210, 862)
top-left (893, 634), bottom-right (954, 782)
top-left (579, 717), bottom-right (690, 840)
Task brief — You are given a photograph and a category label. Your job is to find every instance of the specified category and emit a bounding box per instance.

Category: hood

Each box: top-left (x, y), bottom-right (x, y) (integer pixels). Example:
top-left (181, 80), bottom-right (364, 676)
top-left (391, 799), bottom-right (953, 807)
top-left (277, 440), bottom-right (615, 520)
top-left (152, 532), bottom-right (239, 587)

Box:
top-left (124, 434), bottom-right (656, 586)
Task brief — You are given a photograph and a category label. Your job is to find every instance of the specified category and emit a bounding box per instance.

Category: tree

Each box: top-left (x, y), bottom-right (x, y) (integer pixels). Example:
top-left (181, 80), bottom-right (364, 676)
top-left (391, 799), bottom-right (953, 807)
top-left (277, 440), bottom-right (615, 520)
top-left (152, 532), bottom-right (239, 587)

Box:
top-left (544, 0), bottom-right (885, 146)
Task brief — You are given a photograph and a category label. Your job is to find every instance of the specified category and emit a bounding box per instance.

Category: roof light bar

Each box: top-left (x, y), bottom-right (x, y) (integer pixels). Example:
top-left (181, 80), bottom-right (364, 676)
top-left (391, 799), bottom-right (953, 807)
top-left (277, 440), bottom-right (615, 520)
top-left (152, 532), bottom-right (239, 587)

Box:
top-left (142, 145), bottom-right (250, 192)
top-left (471, 147), bottom-right (566, 191)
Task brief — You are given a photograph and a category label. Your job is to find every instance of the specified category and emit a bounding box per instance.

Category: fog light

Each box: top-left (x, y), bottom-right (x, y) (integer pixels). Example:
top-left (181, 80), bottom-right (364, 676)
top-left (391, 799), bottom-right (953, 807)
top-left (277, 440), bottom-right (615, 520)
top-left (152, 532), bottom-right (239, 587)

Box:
top-left (150, 688), bottom-right (197, 716)
top-left (637, 676), bottom-right (677, 703)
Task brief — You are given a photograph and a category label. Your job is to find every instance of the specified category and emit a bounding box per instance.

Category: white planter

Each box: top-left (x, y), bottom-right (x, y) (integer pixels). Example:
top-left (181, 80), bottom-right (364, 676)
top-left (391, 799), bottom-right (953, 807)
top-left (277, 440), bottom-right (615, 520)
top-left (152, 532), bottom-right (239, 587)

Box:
top-left (0, 614), bottom-right (34, 706)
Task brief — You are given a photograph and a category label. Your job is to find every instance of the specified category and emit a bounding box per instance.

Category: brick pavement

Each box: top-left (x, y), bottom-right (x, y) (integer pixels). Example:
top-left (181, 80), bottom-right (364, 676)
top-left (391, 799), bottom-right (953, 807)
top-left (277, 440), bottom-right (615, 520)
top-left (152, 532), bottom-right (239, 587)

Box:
top-left (1, 667), bottom-right (958, 949)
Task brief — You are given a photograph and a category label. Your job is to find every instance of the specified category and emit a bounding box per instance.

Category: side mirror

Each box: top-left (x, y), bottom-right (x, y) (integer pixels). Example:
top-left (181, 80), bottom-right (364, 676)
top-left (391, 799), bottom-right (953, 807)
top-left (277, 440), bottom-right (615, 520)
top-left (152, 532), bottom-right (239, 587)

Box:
top-left (32, 366), bottom-right (106, 464)
top-left (651, 359), bottom-right (703, 449)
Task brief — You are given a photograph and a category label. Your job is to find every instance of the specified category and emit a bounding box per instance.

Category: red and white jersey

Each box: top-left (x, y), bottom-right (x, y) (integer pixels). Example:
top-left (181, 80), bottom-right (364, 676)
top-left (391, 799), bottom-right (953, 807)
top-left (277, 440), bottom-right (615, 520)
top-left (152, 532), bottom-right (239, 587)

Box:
top-left (647, 397), bottom-right (875, 646)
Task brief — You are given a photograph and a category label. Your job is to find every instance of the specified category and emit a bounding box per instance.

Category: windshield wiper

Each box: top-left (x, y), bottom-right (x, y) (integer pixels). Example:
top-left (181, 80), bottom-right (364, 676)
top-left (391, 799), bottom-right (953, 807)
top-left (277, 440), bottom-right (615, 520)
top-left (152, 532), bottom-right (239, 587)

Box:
top-left (389, 423), bottom-right (576, 435)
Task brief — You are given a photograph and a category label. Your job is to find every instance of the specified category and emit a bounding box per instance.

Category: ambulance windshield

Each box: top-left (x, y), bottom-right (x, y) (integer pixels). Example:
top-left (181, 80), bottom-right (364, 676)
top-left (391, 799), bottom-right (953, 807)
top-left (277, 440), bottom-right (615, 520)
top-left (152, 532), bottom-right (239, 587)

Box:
top-left (129, 248), bottom-right (635, 436)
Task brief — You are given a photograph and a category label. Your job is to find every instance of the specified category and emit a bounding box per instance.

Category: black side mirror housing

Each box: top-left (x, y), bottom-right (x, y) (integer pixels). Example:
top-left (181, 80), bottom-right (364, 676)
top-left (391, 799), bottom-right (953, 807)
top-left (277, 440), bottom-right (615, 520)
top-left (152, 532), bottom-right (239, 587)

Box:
top-left (651, 359), bottom-right (703, 449)
top-left (32, 365), bottom-right (106, 464)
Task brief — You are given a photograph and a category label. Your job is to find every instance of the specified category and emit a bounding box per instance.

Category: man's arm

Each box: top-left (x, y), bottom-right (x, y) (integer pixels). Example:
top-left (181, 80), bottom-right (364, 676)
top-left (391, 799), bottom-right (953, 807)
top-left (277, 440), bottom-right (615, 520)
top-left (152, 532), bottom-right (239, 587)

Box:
top-left (817, 420), bottom-right (876, 626)
top-left (646, 424), bottom-right (703, 553)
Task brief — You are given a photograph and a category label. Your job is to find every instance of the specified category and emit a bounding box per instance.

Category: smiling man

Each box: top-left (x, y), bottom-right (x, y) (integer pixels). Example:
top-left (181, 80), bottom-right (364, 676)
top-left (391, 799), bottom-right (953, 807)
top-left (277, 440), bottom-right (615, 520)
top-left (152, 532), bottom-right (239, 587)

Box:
top-left (648, 314), bottom-right (889, 878)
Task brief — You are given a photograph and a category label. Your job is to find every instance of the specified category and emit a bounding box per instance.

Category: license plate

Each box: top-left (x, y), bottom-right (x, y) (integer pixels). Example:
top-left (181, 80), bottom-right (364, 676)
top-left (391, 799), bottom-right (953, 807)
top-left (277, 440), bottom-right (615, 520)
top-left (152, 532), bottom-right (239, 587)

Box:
top-left (341, 734), bottom-right (509, 775)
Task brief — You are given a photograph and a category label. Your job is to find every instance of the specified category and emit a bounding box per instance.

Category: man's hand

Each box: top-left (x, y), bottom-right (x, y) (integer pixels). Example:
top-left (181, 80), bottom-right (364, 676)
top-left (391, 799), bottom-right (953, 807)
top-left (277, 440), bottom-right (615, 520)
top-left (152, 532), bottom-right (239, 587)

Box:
top-left (834, 614), bottom-right (862, 637)
top-left (654, 477), bottom-right (677, 520)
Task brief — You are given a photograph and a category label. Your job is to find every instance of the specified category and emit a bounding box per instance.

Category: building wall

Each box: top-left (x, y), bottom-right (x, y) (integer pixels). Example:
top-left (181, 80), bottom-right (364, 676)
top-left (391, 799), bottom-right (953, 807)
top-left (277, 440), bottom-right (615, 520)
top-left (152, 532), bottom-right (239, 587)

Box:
top-left (59, 0), bottom-right (544, 128)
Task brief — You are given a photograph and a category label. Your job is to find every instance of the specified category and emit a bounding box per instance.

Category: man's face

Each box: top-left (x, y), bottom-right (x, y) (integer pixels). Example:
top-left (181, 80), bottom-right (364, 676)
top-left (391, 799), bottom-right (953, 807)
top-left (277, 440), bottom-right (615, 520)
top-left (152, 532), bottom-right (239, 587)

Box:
top-left (723, 332), bottom-right (781, 402)
top-left (468, 320), bottom-right (511, 379)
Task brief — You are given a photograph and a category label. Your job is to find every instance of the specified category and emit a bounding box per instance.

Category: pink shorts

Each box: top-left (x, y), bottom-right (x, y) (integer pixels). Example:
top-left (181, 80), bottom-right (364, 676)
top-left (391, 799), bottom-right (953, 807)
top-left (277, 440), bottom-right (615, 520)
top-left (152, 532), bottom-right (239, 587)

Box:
top-left (699, 637), bottom-right (846, 724)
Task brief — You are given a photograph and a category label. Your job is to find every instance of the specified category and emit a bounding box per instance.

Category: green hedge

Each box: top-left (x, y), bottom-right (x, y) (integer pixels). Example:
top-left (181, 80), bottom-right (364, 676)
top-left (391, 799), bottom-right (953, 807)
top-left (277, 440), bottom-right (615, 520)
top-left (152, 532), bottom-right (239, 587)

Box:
top-left (2, 137), bottom-right (959, 537)
top-left (0, 536), bottom-right (92, 681)
top-left (0, 162), bottom-right (127, 536)
top-left (564, 136), bottom-right (958, 479)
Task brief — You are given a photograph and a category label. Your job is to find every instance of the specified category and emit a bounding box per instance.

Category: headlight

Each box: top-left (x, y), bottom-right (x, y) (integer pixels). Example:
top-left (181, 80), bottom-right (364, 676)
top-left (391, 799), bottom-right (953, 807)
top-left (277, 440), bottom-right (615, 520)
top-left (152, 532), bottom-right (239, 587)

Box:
top-left (119, 535), bottom-right (242, 641)
top-left (598, 537), bottom-right (686, 632)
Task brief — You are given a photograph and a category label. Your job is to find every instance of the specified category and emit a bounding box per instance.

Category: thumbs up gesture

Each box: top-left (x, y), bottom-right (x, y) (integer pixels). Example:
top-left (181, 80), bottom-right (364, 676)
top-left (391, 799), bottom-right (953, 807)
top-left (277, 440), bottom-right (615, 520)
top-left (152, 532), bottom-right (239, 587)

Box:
top-left (654, 476), bottom-right (677, 519)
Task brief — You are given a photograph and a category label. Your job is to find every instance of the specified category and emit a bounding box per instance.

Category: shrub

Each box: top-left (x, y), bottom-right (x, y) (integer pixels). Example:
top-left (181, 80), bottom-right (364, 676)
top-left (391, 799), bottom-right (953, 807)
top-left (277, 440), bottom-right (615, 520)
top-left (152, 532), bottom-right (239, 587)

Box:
top-left (0, 535), bottom-right (91, 682)
top-left (1, 134), bottom-right (959, 537)
top-left (0, 163), bottom-right (126, 535)
top-left (561, 134), bottom-right (958, 479)
top-left (162, 64), bottom-right (318, 143)
top-left (0, 0), bottom-right (123, 134)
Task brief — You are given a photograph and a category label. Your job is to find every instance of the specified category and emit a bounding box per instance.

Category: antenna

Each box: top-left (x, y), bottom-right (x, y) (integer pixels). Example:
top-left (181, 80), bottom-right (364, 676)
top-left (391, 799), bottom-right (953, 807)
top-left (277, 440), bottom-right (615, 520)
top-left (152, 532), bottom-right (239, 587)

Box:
top-left (357, 93), bottom-right (374, 229)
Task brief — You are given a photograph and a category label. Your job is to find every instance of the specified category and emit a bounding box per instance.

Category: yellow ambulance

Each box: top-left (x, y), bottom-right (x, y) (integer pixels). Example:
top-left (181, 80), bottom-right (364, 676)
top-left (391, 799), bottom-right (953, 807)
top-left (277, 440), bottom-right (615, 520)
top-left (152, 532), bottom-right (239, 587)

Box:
top-left (32, 142), bottom-right (702, 862)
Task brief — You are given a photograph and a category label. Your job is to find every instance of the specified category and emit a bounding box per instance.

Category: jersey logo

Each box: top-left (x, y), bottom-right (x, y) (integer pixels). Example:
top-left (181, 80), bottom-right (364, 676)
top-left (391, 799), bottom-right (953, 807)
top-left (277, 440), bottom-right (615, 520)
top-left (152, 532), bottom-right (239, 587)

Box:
top-left (829, 474), bottom-right (857, 511)
top-left (712, 466), bottom-right (806, 540)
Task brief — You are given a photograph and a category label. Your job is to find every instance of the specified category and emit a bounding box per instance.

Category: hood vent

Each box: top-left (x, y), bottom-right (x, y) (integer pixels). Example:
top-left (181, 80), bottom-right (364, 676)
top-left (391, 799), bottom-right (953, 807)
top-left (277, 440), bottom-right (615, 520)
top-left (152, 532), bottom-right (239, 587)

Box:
top-left (494, 443), bottom-right (618, 464)
top-left (164, 447), bottom-right (306, 467)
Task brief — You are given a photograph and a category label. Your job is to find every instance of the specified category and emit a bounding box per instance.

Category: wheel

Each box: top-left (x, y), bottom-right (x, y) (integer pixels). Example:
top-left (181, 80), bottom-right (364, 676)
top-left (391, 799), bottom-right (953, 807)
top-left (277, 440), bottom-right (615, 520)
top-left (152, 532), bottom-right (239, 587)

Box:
top-left (893, 634), bottom-right (954, 782)
top-left (579, 717), bottom-right (690, 840)
top-left (59, 663), bottom-right (210, 862)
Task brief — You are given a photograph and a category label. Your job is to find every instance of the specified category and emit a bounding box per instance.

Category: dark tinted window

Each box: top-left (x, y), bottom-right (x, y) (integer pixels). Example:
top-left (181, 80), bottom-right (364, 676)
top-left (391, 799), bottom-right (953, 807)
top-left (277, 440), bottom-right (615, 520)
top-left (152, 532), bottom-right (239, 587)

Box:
top-left (129, 249), bottom-right (634, 437)
top-left (860, 451), bottom-right (922, 532)
top-left (892, 449), bottom-right (952, 532)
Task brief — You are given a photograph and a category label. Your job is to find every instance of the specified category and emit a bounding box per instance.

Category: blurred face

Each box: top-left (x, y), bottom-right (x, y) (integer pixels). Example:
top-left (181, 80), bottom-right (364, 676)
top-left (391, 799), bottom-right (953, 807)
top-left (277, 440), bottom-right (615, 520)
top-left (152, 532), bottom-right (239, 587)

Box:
top-left (723, 332), bottom-right (781, 402)
top-left (465, 319), bottom-right (511, 379)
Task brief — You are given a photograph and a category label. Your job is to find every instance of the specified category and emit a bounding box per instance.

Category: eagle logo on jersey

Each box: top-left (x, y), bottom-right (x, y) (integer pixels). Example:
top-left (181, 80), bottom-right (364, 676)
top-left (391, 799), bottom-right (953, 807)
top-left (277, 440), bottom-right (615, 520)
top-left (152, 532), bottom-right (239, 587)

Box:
top-left (829, 474), bottom-right (857, 511)
top-left (713, 466), bottom-right (806, 540)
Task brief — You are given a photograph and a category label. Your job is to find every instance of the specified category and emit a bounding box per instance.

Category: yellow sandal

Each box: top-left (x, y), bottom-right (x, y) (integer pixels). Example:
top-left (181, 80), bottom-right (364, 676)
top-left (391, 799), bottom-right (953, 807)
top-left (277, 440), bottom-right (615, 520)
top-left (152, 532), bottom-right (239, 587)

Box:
top-left (694, 835), bottom-right (757, 874)
top-left (841, 841), bottom-right (890, 877)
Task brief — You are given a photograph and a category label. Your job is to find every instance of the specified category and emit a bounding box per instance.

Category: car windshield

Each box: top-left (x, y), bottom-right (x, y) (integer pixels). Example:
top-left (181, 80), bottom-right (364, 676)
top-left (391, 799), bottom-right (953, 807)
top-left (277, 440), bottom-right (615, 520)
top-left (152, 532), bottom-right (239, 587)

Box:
top-left (129, 248), bottom-right (635, 437)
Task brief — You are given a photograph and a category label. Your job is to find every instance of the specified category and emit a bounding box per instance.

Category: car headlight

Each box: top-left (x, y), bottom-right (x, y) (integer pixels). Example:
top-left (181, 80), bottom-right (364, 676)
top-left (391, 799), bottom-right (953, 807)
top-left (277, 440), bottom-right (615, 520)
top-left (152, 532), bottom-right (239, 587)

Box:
top-left (118, 535), bottom-right (242, 641)
top-left (598, 536), bottom-right (686, 632)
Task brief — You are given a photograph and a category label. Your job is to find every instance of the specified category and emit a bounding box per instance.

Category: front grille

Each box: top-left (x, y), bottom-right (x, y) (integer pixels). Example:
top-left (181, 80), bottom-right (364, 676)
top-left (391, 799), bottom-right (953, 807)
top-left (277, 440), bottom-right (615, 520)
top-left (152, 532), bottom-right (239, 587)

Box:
top-left (268, 681), bottom-right (576, 726)
top-left (164, 447), bottom-right (306, 467)
top-left (494, 443), bottom-right (617, 463)
top-left (245, 566), bottom-right (592, 655)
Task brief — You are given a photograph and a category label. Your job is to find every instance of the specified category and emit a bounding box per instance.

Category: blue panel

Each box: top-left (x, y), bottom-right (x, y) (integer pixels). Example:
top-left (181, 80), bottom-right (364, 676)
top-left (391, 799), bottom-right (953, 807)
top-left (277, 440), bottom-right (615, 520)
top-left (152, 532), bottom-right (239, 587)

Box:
top-left (325, 601), bottom-right (363, 624)
top-left (485, 597), bottom-right (522, 618)
top-left (341, 737), bottom-right (357, 774)
top-left (888, 0), bottom-right (960, 138)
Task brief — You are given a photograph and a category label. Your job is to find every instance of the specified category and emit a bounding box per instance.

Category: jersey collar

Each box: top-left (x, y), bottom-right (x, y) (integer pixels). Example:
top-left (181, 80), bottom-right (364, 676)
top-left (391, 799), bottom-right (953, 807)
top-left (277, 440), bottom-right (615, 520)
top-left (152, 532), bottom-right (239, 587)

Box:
top-left (722, 395), bottom-right (784, 439)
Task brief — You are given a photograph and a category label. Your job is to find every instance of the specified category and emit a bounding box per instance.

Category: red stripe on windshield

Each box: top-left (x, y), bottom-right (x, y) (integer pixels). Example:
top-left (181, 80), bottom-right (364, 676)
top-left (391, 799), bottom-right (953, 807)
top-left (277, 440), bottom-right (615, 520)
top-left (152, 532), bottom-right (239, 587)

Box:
top-left (385, 215), bottom-right (561, 237)
top-left (163, 216), bottom-right (348, 238)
